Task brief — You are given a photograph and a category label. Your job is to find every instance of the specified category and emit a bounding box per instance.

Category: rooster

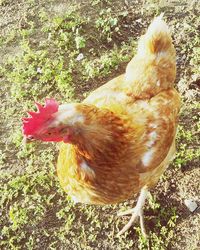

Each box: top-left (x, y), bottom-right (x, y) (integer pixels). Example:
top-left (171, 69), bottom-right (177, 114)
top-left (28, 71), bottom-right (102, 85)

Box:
top-left (22, 15), bottom-right (181, 236)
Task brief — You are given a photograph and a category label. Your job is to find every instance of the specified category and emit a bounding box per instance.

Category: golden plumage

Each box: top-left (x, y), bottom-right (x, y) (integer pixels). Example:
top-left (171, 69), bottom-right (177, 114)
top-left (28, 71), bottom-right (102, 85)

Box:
top-left (56, 15), bottom-right (181, 207)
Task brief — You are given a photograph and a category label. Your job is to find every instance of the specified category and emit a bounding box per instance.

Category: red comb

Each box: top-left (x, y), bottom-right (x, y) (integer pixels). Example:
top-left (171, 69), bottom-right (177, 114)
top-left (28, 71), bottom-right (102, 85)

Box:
top-left (22, 98), bottom-right (59, 136)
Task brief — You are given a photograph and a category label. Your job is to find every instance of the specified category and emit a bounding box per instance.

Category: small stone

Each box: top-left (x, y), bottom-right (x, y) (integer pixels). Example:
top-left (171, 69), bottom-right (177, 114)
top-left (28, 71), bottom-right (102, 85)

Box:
top-left (76, 53), bottom-right (84, 61)
top-left (37, 67), bottom-right (42, 74)
top-left (184, 199), bottom-right (198, 212)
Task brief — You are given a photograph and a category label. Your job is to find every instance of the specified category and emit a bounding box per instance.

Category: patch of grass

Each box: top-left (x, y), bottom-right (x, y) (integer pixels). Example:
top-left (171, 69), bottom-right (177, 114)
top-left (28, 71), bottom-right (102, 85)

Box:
top-left (0, 167), bottom-right (56, 249)
top-left (136, 196), bottom-right (178, 250)
top-left (174, 104), bottom-right (200, 168)
top-left (81, 41), bottom-right (135, 80)
top-left (95, 8), bottom-right (119, 42)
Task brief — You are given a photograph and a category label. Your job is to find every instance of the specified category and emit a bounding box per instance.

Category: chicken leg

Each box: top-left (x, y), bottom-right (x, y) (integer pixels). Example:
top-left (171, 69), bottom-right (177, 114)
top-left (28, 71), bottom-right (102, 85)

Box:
top-left (117, 187), bottom-right (148, 237)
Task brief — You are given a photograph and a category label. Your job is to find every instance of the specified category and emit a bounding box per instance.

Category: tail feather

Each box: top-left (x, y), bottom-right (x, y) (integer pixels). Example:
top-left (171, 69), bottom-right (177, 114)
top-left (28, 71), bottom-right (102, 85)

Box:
top-left (125, 14), bottom-right (176, 97)
top-left (138, 14), bottom-right (174, 55)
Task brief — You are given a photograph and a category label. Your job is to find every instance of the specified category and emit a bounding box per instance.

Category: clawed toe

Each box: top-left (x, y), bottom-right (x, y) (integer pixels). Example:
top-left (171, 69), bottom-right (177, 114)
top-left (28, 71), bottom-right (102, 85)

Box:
top-left (117, 208), bottom-right (146, 237)
top-left (117, 187), bottom-right (148, 237)
top-left (117, 208), bottom-right (135, 217)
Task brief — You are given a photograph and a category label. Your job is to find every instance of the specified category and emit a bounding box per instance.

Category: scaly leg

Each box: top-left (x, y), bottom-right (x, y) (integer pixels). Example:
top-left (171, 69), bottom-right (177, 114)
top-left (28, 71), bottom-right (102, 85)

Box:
top-left (117, 187), bottom-right (148, 237)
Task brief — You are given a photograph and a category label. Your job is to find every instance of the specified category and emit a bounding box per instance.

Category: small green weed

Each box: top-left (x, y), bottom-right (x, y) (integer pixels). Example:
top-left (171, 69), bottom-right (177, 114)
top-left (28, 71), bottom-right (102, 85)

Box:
top-left (96, 8), bottom-right (119, 42)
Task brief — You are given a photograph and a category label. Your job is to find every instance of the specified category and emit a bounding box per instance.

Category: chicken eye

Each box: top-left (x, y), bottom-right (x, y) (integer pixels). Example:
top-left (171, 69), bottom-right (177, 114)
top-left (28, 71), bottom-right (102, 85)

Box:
top-left (28, 135), bottom-right (34, 139)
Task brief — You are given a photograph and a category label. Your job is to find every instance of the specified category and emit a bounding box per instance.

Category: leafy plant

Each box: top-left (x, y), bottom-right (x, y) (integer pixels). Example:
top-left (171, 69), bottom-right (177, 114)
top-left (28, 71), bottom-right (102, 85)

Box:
top-left (96, 8), bottom-right (119, 42)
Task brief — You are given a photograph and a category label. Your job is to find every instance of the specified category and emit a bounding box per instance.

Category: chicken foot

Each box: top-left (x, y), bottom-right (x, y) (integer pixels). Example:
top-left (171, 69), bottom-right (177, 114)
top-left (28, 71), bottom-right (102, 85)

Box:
top-left (117, 187), bottom-right (148, 237)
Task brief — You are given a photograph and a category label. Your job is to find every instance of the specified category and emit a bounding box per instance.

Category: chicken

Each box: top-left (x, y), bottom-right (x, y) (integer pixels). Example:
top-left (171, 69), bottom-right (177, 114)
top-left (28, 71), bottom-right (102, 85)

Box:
top-left (22, 15), bottom-right (181, 236)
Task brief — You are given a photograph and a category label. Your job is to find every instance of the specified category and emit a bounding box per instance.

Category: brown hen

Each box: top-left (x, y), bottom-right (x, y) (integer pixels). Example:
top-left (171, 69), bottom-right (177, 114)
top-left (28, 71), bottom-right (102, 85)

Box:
top-left (23, 15), bottom-right (181, 236)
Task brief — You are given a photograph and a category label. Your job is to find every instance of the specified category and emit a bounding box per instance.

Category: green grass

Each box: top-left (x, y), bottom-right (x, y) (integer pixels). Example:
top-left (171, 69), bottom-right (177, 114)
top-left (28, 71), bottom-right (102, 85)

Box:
top-left (0, 0), bottom-right (199, 249)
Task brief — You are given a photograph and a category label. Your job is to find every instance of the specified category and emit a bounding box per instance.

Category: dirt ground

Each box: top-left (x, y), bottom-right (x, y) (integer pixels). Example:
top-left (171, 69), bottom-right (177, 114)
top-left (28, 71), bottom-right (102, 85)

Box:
top-left (0, 0), bottom-right (199, 249)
